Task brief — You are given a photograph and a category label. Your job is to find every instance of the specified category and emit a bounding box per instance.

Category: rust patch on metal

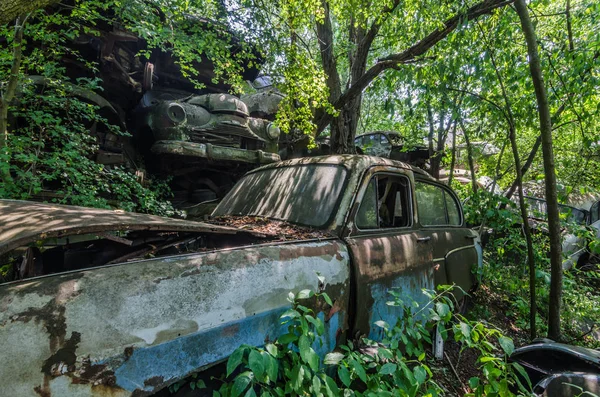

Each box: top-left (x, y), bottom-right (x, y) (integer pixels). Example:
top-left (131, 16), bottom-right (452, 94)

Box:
top-left (42, 331), bottom-right (81, 376)
top-left (73, 357), bottom-right (117, 386)
top-left (10, 299), bottom-right (67, 352)
top-left (33, 382), bottom-right (51, 397)
top-left (144, 376), bottom-right (164, 388)
top-left (221, 323), bottom-right (240, 337)
top-left (327, 299), bottom-right (342, 322)
top-left (124, 346), bottom-right (134, 360)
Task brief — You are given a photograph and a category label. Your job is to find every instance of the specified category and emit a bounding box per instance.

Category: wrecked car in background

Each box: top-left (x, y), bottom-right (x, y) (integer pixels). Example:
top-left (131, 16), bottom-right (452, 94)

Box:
top-left (0, 155), bottom-right (481, 396)
top-left (8, 8), bottom-right (282, 209)
top-left (520, 196), bottom-right (600, 270)
top-left (135, 87), bottom-right (281, 207)
top-left (510, 340), bottom-right (600, 396)
top-left (354, 131), bottom-right (430, 169)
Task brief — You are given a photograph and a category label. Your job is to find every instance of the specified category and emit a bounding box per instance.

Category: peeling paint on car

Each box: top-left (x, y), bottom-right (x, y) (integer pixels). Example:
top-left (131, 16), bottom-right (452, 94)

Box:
top-left (0, 240), bottom-right (350, 396)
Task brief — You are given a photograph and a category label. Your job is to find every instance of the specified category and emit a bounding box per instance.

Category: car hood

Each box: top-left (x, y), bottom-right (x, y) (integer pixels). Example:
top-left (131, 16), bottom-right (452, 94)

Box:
top-left (0, 200), bottom-right (262, 256)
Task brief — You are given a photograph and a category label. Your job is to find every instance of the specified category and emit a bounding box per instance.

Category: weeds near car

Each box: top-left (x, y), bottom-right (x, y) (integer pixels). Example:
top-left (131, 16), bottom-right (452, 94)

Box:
top-left (177, 284), bottom-right (531, 396)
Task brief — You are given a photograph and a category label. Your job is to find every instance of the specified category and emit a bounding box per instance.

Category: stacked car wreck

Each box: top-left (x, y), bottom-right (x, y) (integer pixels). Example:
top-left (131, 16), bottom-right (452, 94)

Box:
top-left (0, 155), bottom-right (481, 396)
top-left (7, 9), bottom-right (284, 210)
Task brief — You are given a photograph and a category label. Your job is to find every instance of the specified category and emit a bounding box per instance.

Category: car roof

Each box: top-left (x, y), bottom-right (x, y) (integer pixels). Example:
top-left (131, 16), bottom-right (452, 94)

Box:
top-left (252, 154), bottom-right (433, 179)
top-left (355, 131), bottom-right (401, 138)
top-left (0, 200), bottom-right (259, 256)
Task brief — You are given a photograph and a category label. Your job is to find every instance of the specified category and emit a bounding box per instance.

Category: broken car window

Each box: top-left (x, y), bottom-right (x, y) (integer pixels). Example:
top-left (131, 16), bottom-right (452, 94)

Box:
top-left (356, 178), bottom-right (378, 229)
top-left (356, 174), bottom-right (411, 230)
top-left (445, 191), bottom-right (461, 226)
top-left (415, 182), bottom-right (448, 226)
top-left (213, 164), bottom-right (348, 228)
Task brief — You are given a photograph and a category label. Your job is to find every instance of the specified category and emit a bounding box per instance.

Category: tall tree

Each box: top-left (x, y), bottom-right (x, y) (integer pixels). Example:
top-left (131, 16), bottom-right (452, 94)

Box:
top-left (312, 0), bottom-right (514, 152)
top-left (514, 0), bottom-right (562, 340)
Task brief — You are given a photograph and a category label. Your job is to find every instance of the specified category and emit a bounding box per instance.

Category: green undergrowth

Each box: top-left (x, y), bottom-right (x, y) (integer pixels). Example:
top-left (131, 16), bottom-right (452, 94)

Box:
top-left (170, 285), bottom-right (531, 397)
top-left (463, 189), bottom-right (600, 346)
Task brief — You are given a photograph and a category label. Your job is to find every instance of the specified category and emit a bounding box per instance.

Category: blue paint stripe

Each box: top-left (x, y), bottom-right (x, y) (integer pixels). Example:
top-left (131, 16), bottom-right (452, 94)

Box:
top-left (111, 307), bottom-right (343, 392)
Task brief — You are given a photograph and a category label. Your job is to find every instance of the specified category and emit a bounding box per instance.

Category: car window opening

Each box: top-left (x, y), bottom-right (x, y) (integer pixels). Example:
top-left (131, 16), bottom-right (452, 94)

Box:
top-left (356, 174), bottom-right (411, 230)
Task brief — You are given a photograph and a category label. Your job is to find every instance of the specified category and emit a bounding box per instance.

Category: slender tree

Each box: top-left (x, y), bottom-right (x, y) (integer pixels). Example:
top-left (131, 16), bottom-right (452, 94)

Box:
top-left (514, 0), bottom-right (562, 340)
top-left (0, 14), bottom-right (29, 184)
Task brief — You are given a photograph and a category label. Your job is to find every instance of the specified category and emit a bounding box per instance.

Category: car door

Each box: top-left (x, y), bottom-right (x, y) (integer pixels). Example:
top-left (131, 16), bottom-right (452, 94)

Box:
top-left (413, 179), bottom-right (479, 300)
top-left (344, 168), bottom-right (434, 340)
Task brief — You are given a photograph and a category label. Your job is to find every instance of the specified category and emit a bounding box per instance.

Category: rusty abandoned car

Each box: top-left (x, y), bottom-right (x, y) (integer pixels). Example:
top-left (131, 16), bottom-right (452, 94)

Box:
top-left (6, 8), bottom-right (283, 209)
top-left (0, 155), bottom-right (482, 396)
top-left (510, 340), bottom-right (600, 396)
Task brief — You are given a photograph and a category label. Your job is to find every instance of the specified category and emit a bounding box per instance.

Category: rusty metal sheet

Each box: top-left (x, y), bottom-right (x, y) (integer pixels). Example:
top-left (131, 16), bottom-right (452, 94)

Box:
top-left (346, 232), bottom-right (434, 339)
top-left (0, 200), bottom-right (262, 257)
top-left (151, 141), bottom-right (280, 164)
top-left (0, 239), bottom-right (350, 396)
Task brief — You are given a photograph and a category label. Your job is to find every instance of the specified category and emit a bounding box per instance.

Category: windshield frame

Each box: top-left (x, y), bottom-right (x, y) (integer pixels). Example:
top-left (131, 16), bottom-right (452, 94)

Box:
top-left (213, 163), bottom-right (351, 229)
top-left (524, 196), bottom-right (588, 225)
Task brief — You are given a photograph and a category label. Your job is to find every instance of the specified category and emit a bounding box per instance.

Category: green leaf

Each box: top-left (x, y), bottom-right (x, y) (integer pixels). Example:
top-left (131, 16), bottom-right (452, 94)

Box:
top-left (312, 374), bottom-right (322, 394)
top-left (291, 365), bottom-right (305, 392)
top-left (196, 379), bottom-right (206, 389)
top-left (264, 352), bottom-right (279, 382)
top-left (299, 335), bottom-right (320, 371)
top-left (324, 375), bottom-right (340, 396)
top-left (321, 293), bottom-right (333, 306)
top-left (374, 320), bottom-right (390, 330)
top-left (469, 377), bottom-right (480, 389)
top-left (414, 365), bottom-right (427, 384)
top-left (280, 309), bottom-right (300, 320)
top-left (231, 372), bottom-right (253, 397)
top-left (317, 273), bottom-right (325, 285)
top-left (338, 365), bottom-right (351, 387)
top-left (459, 322), bottom-right (471, 339)
top-left (435, 302), bottom-right (450, 318)
top-left (248, 350), bottom-right (265, 379)
top-left (297, 289), bottom-right (313, 299)
top-left (350, 359), bottom-right (367, 383)
top-left (244, 387), bottom-right (257, 397)
top-left (498, 336), bottom-right (514, 356)
top-left (265, 343), bottom-right (278, 357)
top-left (324, 352), bottom-right (345, 365)
top-left (306, 315), bottom-right (325, 335)
top-left (379, 363), bottom-right (397, 375)
top-left (277, 333), bottom-right (297, 345)
top-left (227, 348), bottom-right (245, 377)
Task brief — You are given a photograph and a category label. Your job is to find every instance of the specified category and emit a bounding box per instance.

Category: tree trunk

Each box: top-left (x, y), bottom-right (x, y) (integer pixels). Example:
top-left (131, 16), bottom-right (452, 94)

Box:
top-left (448, 124), bottom-right (457, 186)
top-left (515, 0), bottom-right (562, 340)
top-left (460, 120), bottom-right (478, 193)
top-left (426, 101), bottom-right (437, 177)
top-left (508, 122), bottom-right (538, 340)
top-left (0, 15), bottom-right (27, 184)
top-left (330, 101), bottom-right (360, 153)
top-left (503, 103), bottom-right (566, 202)
top-left (0, 0), bottom-right (54, 24)
top-left (314, 0), bottom-right (516, 136)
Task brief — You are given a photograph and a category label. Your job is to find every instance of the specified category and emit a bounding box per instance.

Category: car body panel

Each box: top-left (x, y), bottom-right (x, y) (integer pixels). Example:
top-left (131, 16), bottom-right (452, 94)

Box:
top-left (0, 238), bottom-right (350, 396)
top-left (0, 200), bottom-right (255, 257)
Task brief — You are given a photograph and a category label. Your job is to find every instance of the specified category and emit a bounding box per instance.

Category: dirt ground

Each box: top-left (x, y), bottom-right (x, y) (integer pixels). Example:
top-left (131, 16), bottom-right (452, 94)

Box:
top-left (428, 285), bottom-right (532, 396)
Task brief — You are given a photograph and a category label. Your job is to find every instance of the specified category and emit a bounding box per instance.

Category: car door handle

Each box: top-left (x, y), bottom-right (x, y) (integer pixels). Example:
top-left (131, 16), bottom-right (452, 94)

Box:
top-left (416, 236), bottom-right (431, 242)
top-left (465, 235), bottom-right (477, 239)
